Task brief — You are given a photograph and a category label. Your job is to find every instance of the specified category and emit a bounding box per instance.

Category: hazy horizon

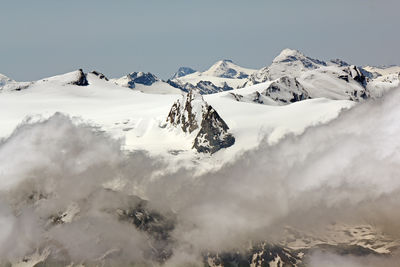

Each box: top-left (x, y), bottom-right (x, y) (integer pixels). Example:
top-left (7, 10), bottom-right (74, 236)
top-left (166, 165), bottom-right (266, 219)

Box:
top-left (1, 0), bottom-right (399, 81)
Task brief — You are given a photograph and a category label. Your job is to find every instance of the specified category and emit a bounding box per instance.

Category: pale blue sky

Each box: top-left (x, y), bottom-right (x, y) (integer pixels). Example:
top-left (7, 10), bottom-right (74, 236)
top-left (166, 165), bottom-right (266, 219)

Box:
top-left (1, 0), bottom-right (399, 81)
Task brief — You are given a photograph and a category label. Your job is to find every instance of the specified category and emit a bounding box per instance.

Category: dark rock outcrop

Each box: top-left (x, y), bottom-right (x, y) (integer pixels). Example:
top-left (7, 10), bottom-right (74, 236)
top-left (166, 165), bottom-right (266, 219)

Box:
top-left (261, 76), bottom-right (310, 104)
top-left (342, 65), bottom-right (368, 87)
top-left (90, 70), bottom-right (109, 81)
top-left (128, 72), bottom-right (158, 86)
top-left (192, 105), bottom-right (235, 154)
top-left (70, 69), bottom-right (89, 86)
top-left (167, 79), bottom-right (233, 95)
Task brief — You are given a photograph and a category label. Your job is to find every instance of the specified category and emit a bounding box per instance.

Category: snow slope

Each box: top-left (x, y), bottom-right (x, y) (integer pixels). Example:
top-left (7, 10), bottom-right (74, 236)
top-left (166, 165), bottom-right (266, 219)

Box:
top-left (363, 65), bottom-right (400, 76)
top-left (0, 70), bottom-right (353, 171)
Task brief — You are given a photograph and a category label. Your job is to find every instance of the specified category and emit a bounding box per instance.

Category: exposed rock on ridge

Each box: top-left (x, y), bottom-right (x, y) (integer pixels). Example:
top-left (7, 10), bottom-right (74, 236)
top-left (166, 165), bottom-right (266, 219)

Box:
top-left (69, 69), bottom-right (89, 86)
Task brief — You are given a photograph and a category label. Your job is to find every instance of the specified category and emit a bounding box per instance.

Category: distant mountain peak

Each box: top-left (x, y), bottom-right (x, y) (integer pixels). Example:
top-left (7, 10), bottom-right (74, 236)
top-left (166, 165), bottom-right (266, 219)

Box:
top-left (203, 59), bottom-right (255, 79)
top-left (273, 48), bottom-right (326, 68)
top-left (113, 72), bottom-right (159, 89)
top-left (171, 67), bottom-right (196, 79)
top-left (273, 48), bottom-right (304, 63)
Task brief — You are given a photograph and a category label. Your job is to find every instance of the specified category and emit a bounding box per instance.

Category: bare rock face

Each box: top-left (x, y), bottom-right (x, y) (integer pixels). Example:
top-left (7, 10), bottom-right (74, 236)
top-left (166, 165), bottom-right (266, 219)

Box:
top-left (167, 90), bottom-right (235, 154)
top-left (261, 76), bottom-right (310, 104)
top-left (90, 70), bottom-right (109, 81)
top-left (193, 105), bottom-right (235, 154)
top-left (342, 65), bottom-right (368, 88)
top-left (126, 72), bottom-right (159, 88)
top-left (167, 89), bottom-right (205, 134)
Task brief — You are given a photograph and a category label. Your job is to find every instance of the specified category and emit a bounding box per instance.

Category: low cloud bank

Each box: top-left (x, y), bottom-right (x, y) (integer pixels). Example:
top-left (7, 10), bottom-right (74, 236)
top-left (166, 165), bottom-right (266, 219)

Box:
top-left (1, 88), bottom-right (400, 265)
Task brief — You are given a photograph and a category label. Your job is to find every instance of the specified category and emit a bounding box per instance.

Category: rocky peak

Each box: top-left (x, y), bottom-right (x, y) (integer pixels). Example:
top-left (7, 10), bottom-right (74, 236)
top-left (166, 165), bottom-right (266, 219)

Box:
top-left (192, 105), bottom-right (235, 154)
top-left (167, 90), bottom-right (235, 154)
top-left (167, 89), bottom-right (205, 134)
top-left (127, 72), bottom-right (159, 86)
top-left (171, 67), bottom-right (196, 79)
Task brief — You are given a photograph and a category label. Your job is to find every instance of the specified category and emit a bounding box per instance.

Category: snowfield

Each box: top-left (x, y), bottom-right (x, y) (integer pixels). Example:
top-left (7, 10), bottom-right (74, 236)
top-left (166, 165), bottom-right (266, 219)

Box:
top-left (0, 70), bottom-right (355, 172)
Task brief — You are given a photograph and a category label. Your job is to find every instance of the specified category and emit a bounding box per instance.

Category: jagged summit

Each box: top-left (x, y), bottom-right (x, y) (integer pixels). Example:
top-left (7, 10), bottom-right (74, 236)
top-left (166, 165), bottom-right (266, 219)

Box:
top-left (167, 89), bottom-right (205, 134)
top-left (167, 90), bottom-right (235, 154)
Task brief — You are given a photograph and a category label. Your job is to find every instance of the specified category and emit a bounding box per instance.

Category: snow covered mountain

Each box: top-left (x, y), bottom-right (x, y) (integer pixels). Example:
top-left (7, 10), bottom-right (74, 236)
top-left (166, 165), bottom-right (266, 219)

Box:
top-left (245, 48), bottom-right (327, 84)
top-left (168, 59), bottom-right (256, 94)
top-left (233, 48), bottom-right (397, 104)
top-left (201, 59), bottom-right (256, 79)
top-left (0, 69), bottom-right (89, 92)
top-left (112, 71), bottom-right (182, 94)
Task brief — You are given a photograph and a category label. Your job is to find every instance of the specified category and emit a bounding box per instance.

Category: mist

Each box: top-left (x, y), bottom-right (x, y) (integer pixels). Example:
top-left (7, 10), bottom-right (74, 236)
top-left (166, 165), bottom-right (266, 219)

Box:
top-left (1, 88), bottom-right (400, 265)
